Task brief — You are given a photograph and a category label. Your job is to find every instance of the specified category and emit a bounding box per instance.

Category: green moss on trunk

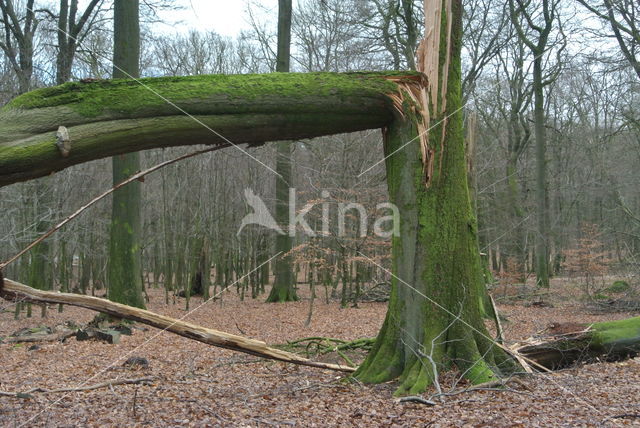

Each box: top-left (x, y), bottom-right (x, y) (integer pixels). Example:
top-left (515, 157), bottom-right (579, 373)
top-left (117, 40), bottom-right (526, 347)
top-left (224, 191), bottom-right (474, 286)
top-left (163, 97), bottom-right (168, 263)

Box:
top-left (0, 73), bottom-right (409, 187)
top-left (107, 0), bottom-right (145, 310)
top-left (355, 0), bottom-right (516, 395)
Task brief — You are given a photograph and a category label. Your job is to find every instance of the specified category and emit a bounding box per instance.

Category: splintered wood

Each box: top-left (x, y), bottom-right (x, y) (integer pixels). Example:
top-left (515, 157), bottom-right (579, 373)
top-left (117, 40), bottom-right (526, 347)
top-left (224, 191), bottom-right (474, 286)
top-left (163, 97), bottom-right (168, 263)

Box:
top-left (385, 0), bottom-right (454, 187)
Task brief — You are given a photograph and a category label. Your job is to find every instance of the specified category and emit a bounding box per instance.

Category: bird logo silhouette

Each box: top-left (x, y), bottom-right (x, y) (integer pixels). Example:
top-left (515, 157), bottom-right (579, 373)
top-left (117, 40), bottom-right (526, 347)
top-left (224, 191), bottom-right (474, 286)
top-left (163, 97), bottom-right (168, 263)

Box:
top-left (237, 188), bottom-right (285, 236)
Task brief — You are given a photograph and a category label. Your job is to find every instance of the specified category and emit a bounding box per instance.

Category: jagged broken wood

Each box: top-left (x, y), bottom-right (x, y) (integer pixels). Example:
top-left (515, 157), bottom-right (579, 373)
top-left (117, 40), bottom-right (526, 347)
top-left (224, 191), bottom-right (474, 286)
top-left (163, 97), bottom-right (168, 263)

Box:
top-left (0, 277), bottom-right (355, 373)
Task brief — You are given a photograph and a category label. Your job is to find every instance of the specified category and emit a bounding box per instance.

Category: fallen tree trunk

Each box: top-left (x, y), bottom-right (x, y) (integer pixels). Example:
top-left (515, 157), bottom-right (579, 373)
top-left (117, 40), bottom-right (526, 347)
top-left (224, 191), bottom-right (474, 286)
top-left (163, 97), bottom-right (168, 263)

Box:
top-left (0, 72), bottom-right (411, 186)
top-left (0, 277), bottom-right (355, 373)
top-left (515, 318), bottom-right (640, 369)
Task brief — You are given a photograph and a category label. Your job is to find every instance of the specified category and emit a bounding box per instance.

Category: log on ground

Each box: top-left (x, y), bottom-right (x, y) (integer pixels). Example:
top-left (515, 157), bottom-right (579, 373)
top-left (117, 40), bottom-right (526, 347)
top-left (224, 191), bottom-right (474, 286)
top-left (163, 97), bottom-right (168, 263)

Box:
top-left (0, 277), bottom-right (355, 373)
top-left (515, 317), bottom-right (640, 369)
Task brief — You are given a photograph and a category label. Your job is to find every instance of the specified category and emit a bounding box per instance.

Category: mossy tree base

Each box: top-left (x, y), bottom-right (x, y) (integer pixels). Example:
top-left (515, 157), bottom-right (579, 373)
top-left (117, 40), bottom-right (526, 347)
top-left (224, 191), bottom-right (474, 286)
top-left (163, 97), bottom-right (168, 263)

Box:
top-left (353, 110), bottom-right (517, 396)
top-left (265, 285), bottom-right (298, 303)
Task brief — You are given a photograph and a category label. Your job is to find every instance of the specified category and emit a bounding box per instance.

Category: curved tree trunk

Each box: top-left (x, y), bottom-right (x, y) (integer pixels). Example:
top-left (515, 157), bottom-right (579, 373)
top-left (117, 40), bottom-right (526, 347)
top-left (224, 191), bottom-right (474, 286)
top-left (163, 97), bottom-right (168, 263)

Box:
top-left (0, 72), bottom-right (400, 186)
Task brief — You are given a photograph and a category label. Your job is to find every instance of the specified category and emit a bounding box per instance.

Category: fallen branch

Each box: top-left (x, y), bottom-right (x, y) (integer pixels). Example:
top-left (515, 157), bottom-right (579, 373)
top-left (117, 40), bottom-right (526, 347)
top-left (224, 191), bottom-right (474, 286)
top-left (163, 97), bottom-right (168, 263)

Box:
top-left (396, 396), bottom-right (436, 406)
top-left (0, 278), bottom-right (355, 373)
top-left (4, 330), bottom-right (76, 344)
top-left (0, 377), bottom-right (155, 399)
top-left (489, 295), bottom-right (504, 344)
top-left (430, 376), bottom-right (533, 401)
top-left (283, 336), bottom-right (374, 367)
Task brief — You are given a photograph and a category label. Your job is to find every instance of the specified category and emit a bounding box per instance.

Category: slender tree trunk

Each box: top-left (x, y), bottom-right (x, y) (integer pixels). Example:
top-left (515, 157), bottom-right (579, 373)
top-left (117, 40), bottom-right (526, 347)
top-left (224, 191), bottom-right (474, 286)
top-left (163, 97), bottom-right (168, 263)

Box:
top-left (533, 58), bottom-right (550, 288)
top-left (56, 0), bottom-right (71, 85)
top-left (107, 0), bottom-right (145, 308)
top-left (505, 154), bottom-right (527, 282)
top-left (267, 0), bottom-right (298, 302)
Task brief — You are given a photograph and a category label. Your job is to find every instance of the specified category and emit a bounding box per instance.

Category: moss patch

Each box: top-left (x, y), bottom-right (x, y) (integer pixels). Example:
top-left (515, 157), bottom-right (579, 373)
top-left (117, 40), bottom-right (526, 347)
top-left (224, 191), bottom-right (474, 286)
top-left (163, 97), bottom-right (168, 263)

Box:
top-left (4, 72), bottom-right (410, 118)
top-left (605, 280), bottom-right (630, 294)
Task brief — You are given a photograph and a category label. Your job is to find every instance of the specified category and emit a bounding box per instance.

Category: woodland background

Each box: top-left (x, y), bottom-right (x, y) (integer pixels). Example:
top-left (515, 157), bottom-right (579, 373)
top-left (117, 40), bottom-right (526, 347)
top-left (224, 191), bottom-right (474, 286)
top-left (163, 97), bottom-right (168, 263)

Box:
top-left (0, 0), bottom-right (638, 326)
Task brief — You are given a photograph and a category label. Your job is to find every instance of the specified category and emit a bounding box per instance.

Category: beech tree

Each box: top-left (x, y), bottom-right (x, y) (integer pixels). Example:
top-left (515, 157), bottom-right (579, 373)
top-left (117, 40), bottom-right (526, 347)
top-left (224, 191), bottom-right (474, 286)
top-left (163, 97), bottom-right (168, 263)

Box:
top-left (5, 0), bottom-right (640, 398)
top-left (577, 0), bottom-right (640, 80)
top-left (108, 0), bottom-right (145, 308)
top-left (0, 0), bottom-right (38, 94)
top-left (267, 0), bottom-right (298, 303)
top-left (55, 0), bottom-right (104, 85)
top-left (508, 0), bottom-right (565, 288)
top-left (353, 0), bottom-right (520, 395)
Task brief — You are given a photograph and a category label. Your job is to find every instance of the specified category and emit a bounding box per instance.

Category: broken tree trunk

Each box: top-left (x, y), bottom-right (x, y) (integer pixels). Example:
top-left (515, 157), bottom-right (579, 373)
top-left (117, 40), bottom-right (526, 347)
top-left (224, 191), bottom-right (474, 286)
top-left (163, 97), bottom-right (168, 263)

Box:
top-left (0, 277), bottom-right (354, 373)
top-left (515, 318), bottom-right (640, 369)
top-left (0, 72), bottom-right (410, 186)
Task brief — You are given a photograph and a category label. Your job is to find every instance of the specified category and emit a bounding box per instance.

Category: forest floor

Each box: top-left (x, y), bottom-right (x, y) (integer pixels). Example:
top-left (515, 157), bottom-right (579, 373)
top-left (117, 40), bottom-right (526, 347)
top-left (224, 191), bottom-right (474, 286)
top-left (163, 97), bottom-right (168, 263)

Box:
top-left (1, 278), bottom-right (639, 427)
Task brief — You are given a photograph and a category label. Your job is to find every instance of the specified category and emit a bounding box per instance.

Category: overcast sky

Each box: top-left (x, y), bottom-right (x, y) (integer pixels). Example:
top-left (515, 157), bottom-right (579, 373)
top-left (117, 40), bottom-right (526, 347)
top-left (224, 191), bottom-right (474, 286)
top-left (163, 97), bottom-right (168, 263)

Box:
top-left (155, 0), bottom-right (276, 37)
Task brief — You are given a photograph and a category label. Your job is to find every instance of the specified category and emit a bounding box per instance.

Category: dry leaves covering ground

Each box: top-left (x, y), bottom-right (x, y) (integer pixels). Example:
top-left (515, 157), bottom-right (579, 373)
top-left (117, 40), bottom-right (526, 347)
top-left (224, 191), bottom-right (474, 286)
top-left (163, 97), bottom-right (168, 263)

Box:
top-left (1, 279), bottom-right (639, 427)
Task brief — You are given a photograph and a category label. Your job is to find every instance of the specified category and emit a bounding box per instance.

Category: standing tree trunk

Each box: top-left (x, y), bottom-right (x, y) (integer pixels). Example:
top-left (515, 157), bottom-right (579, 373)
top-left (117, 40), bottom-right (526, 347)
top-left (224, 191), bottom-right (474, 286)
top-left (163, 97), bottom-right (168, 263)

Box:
top-left (354, 0), bottom-right (517, 395)
top-left (267, 0), bottom-right (298, 302)
top-left (532, 56), bottom-right (550, 288)
top-left (0, 0), bottom-right (38, 93)
top-left (107, 0), bottom-right (145, 308)
top-left (508, 0), bottom-right (563, 288)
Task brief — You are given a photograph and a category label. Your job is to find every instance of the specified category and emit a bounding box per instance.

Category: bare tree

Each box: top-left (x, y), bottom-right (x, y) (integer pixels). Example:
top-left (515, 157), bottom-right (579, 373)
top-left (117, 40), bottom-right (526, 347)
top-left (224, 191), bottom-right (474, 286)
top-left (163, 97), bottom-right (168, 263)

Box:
top-left (577, 0), bottom-right (640, 80)
top-left (509, 0), bottom-right (566, 288)
top-left (54, 0), bottom-right (105, 84)
top-left (0, 0), bottom-right (40, 93)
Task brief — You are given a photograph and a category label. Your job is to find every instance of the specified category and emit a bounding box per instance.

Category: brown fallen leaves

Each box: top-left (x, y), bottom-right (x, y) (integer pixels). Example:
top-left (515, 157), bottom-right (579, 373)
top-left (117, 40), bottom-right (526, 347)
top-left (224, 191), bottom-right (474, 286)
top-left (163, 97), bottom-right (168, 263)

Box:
top-left (1, 280), bottom-right (639, 427)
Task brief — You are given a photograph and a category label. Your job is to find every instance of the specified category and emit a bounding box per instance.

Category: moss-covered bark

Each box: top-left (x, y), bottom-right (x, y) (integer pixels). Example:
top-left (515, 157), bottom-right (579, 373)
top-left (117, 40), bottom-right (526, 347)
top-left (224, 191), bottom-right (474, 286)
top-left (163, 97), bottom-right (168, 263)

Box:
top-left (354, 0), bottom-right (517, 395)
top-left (0, 72), bottom-right (404, 186)
top-left (266, 142), bottom-right (298, 303)
top-left (107, 151), bottom-right (145, 309)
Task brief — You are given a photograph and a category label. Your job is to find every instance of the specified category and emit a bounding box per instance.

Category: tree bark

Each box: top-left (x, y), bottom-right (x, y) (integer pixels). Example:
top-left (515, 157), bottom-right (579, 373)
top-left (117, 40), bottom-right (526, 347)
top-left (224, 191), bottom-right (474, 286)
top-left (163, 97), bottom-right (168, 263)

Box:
top-left (532, 56), bottom-right (550, 288)
top-left (108, 0), bottom-right (145, 309)
top-left (0, 277), bottom-right (354, 373)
